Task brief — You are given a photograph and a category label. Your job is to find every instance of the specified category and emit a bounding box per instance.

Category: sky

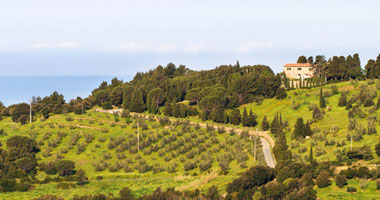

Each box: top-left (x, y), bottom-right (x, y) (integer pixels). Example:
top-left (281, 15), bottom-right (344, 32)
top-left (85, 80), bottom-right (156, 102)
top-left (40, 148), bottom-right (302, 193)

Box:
top-left (1, 0), bottom-right (380, 75)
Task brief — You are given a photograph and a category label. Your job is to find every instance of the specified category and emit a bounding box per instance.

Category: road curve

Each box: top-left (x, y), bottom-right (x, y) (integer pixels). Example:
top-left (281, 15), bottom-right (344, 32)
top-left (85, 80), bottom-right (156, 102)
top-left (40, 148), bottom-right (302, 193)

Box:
top-left (95, 108), bottom-right (276, 168)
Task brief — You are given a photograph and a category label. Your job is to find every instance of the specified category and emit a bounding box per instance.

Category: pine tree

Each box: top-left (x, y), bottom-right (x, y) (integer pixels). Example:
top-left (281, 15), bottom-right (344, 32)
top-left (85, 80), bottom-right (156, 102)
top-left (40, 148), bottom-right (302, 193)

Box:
top-left (319, 87), bottom-right (326, 108)
top-left (248, 109), bottom-right (257, 127)
top-left (242, 108), bottom-right (249, 127)
top-left (230, 109), bottom-right (241, 125)
top-left (261, 116), bottom-right (270, 131)
top-left (271, 113), bottom-right (279, 136)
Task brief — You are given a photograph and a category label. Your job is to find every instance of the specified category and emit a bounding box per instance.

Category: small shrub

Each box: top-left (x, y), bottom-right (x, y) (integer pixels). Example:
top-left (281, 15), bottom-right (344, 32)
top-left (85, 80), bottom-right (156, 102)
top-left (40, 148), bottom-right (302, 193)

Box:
top-left (347, 186), bottom-right (357, 193)
top-left (65, 116), bottom-right (74, 122)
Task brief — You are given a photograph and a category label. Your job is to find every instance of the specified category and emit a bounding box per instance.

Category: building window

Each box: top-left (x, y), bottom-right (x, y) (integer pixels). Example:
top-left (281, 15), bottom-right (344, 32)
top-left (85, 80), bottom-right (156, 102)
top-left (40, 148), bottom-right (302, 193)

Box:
top-left (297, 68), bottom-right (302, 70)
top-left (287, 68), bottom-right (291, 71)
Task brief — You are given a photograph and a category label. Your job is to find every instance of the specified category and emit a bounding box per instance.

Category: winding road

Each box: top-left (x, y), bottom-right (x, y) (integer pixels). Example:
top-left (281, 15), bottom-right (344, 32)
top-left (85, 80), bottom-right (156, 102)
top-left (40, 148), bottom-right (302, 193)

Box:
top-left (95, 108), bottom-right (276, 168)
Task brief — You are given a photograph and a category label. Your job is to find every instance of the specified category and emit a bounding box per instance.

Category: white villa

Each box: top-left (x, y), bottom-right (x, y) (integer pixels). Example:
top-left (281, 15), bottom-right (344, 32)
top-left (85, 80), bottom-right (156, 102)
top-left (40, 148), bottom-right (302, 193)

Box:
top-left (284, 63), bottom-right (315, 79)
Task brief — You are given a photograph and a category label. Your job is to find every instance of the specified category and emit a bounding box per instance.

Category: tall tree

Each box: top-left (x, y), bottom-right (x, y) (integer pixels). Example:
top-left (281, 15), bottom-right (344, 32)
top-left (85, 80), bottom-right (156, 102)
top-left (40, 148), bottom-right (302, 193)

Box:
top-left (297, 56), bottom-right (308, 63)
top-left (307, 56), bottom-right (313, 64)
top-left (230, 109), bottom-right (241, 125)
top-left (293, 117), bottom-right (306, 138)
top-left (248, 109), bottom-right (258, 127)
top-left (309, 145), bottom-right (315, 165)
top-left (365, 59), bottom-right (377, 79)
top-left (242, 108), bottom-right (249, 127)
top-left (319, 87), bottom-right (326, 108)
top-left (261, 116), bottom-right (270, 131)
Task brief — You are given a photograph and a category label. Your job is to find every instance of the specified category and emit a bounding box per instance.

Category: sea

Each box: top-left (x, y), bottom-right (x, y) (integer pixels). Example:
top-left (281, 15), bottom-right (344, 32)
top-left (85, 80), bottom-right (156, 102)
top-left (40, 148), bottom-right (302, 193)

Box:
top-left (0, 75), bottom-right (133, 106)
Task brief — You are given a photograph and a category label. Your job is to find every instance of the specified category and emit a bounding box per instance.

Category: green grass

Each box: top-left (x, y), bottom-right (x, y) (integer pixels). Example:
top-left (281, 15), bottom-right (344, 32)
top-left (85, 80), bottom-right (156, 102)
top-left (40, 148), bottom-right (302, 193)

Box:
top-left (316, 179), bottom-right (380, 200)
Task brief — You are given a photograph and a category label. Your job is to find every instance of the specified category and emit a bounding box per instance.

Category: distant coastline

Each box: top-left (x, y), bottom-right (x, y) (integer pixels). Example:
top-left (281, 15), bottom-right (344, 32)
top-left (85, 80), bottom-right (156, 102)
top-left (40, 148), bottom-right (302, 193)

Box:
top-left (0, 75), bottom-right (132, 106)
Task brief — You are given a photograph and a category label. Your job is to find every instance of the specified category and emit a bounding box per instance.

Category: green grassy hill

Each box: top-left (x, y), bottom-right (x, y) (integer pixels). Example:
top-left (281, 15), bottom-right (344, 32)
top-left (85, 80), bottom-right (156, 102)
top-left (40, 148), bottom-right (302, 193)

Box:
top-left (0, 111), bottom-right (264, 199)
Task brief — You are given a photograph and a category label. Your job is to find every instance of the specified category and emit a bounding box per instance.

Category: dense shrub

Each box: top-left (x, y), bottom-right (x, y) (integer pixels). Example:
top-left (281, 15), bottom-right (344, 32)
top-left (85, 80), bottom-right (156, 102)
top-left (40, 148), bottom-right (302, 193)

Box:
top-left (316, 171), bottom-right (331, 188)
top-left (335, 174), bottom-right (347, 188)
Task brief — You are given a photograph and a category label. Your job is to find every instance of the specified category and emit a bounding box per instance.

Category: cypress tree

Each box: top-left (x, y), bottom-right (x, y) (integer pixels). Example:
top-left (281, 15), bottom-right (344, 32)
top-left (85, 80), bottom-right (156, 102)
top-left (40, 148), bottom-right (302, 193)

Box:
top-left (294, 117), bottom-right (306, 138)
top-left (223, 111), bottom-right (229, 124)
top-left (261, 116), bottom-right (270, 131)
top-left (319, 87), bottom-right (326, 108)
top-left (248, 108), bottom-right (257, 127)
top-left (212, 107), bottom-right (224, 123)
top-left (273, 128), bottom-right (291, 161)
top-left (230, 109), bottom-right (241, 125)
top-left (305, 121), bottom-right (312, 137)
top-left (309, 145), bottom-right (314, 165)
top-left (242, 108), bottom-right (249, 127)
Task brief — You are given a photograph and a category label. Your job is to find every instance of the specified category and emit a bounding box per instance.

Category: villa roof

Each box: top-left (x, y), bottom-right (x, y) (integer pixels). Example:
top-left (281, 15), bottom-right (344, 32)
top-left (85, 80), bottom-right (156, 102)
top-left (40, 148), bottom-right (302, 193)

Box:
top-left (284, 63), bottom-right (312, 67)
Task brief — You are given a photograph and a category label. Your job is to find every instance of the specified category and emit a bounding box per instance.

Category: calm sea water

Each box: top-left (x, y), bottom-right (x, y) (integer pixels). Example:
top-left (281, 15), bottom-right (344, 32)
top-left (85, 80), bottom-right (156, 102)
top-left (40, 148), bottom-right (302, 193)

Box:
top-left (0, 75), bottom-right (132, 106)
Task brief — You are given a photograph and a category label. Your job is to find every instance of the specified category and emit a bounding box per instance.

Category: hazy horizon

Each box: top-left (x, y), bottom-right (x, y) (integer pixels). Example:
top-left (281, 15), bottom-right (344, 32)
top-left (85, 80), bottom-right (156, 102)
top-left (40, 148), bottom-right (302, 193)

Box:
top-left (1, 0), bottom-right (380, 76)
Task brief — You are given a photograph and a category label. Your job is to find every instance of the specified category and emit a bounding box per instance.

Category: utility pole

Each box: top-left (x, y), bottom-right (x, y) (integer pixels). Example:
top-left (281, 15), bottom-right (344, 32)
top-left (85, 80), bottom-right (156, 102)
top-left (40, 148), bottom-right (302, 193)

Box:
top-left (29, 99), bottom-right (32, 124)
top-left (254, 128), bottom-right (257, 161)
top-left (350, 132), bottom-right (353, 151)
top-left (137, 121), bottom-right (140, 152)
top-left (82, 103), bottom-right (84, 115)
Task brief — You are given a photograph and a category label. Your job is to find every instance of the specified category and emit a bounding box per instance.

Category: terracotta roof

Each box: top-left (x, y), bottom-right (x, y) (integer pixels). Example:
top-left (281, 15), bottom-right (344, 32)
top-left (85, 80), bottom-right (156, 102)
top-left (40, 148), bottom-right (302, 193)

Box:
top-left (284, 63), bottom-right (312, 67)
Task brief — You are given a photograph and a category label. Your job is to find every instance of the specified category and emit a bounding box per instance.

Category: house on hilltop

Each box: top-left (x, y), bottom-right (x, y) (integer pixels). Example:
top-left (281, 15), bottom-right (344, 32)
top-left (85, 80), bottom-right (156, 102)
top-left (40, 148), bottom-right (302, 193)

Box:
top-left (284, 63), bottom-right (315, 79)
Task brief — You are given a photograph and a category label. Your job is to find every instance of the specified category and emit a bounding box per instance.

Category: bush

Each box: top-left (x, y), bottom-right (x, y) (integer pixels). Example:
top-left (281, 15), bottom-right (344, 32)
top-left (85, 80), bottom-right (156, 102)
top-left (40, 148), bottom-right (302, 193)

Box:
top-left (102, 102), bottom-right (112, 110)
top-left (65, 116), bottom-right (74, 122)
top-left (55, 160), bottom-right (75, 176)
top-left (316, 171), bottom-right (331, 188)
top-left (276, 87), bottom-right (287, 99)
top-left (119, 187), bottom-right (135, 200)
top-left (335, 174), bottom-right (347, 188)
top-left (347, 186), bottom-right (357, 193)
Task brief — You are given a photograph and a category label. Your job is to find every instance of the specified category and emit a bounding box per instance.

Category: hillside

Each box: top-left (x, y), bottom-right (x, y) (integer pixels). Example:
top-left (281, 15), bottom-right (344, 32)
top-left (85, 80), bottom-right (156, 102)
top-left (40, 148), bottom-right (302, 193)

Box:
top-left (0, 110), bottom-right (264, 199)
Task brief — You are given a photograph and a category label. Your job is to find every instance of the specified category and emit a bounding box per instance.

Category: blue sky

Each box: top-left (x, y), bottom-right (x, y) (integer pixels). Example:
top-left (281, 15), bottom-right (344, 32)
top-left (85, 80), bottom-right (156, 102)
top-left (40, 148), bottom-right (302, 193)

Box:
top-left (1, 0), bottom-right (380, 75)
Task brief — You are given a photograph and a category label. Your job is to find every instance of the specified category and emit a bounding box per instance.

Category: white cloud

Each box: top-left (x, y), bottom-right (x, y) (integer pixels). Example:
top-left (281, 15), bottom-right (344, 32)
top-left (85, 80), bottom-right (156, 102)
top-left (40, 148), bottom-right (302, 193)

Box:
top-left (235, 42), bottom-right (273, 53)
top-left (33, 42), bottom-right (80, 49)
